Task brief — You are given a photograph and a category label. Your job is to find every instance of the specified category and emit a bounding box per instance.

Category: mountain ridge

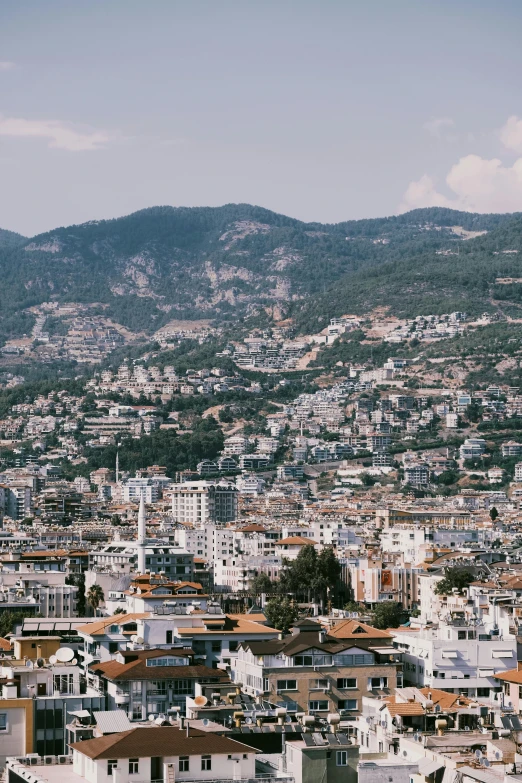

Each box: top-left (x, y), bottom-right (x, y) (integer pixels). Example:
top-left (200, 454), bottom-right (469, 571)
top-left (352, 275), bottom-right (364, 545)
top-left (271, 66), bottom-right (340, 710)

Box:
top-left (1, 204), bottom-right (522, 344)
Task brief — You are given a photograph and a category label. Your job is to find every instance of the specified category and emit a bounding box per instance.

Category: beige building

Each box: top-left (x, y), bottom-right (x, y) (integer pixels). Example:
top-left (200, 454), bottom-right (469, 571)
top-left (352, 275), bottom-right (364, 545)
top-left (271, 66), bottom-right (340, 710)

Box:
top-left (234, 619), bottom-right (401, 717)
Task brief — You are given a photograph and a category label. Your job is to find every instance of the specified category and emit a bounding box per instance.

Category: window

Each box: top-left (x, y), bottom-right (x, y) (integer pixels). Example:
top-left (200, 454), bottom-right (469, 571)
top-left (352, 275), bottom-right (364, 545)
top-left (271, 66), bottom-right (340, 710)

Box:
top-left (108, 642), bottom-right (118, 654)
top-left (201, 755), bottom-right (212, 771)
top-left (311, 678), bottom-right (329, 690)
top-left (129, 759), bottom-right (139, 774)
top-left (333, 653), bottom-right (373, 666)
top-left (0, 714), bottom-right (7, 731)
top-left (109, 625), bottom-right (119, 633)
top-left (179, 757), bottom-right (189, 772)
top-left (146, 656), bottom-right (188, 667)
top-left (277, 679), bottom-right (297, 691)
top-left (309, 700), bottom-right (329, 712)
top-left (172, 679), bottom-right (192, 694)
top-left (368, 677), bottom-right (388, 690)
top-left (337, 678), bottom-right (357, 689)
top-left (211, 641), bottom-right (222, 653)
top-left (458, 631), bottom-right (466, 640)
top-left (478, 688), bottom-right (490, 697)
top-left (338, 699), bottom-right (357, 711)
top-left (337, 751), bottom-right (348, 766)
top-left (294, 653), bottom-right (332, 666)
top-left (166, 630), bottom-right (173, 644)
top-left (229, 641), bottom-right (238, 652)
top-left (108, 760), bottom-right (118, 776)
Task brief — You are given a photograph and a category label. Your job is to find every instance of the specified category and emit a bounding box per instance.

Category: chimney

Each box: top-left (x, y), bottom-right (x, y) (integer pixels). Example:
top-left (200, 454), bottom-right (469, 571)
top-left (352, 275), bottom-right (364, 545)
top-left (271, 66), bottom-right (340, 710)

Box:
top-left (186, 720), bottom-right (190, 738)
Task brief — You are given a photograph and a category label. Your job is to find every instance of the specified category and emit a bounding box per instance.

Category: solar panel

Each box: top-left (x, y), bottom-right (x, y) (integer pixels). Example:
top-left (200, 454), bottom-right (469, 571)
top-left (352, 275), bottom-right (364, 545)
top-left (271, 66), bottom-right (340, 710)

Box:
top-left (302, 733), bottom-right (315, 746)
top-left (501, 716), bottom-right (512, 729)
top-left (337, 734), bottom-right (350, 745)
top-left (512, 716), bottom-right (522, 731)
top-left (313, 732), bottom-right (327, 745)
top-left (275, 725), bottom-right (283, 733)
top-left (252, 727), bottom-right (261, 733)
top-left (326, 733), bottom-right (337, 743)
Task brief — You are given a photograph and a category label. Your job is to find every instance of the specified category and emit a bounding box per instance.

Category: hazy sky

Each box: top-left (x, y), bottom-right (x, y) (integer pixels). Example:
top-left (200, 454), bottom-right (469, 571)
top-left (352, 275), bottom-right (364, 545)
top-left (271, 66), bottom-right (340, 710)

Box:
top-left (3, 0), bottom-right (522, 235)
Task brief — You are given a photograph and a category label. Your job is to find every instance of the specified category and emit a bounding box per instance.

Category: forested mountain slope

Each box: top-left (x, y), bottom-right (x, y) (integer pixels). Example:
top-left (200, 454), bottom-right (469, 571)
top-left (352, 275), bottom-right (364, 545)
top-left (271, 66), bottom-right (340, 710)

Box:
top-left (0, 204), bottom-right (519, 338)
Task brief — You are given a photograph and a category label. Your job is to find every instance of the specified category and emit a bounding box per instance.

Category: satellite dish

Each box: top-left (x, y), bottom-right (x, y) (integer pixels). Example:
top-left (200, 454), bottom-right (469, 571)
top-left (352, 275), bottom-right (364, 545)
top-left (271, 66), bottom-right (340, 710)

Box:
top-left (136, 637), bottom-right (144, 645)
top-left (55, 647), bottom-right (74, 662)
top-left (25, 659), bottom-right (33, 668)
top-left (49, 655), bottom-right (57, 665)
top-left (483, 760), bottom-right (491, 768)
top-left (131, 635), bottom-right (138, 643)
top-left (495, 752), bottom-right (501, 760)
top-left (475, 750), bottom-right (482, 760)
top-left (148, 714), bottom-right (155, 721)
top-left (194, 695), bottom-right (208, 707)
top-left (202, 718), bottom-right (209, 726)
top-left (72, 658), bottom-right (78, 665)
top-left (36, 658), bottom-right (45, 668)
top-left (402, 751), bottom-right (407, 757)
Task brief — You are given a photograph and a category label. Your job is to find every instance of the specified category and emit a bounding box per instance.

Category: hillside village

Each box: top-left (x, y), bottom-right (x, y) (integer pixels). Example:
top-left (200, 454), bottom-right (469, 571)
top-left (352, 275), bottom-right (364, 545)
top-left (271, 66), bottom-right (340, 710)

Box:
top-left (0, 304), bottom-right (522, 783)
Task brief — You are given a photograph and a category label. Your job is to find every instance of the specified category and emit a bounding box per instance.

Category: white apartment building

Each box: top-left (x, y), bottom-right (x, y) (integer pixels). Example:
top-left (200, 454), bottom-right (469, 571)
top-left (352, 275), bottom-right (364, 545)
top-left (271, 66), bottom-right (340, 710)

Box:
top-left (122, 478), bottom-right (160, 503)
top-left (171, 481), bottom-right (238, 525)
top-left (4, 485), bottom-right (32, 520)
top-left (391, 618), bottom-right (516, 700)
top-left (223, 436), bottom-right (249, 455)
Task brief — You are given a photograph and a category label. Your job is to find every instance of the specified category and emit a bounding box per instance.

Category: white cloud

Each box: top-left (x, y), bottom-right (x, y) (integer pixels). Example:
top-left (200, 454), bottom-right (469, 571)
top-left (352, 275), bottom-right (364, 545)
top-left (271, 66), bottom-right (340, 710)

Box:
top-left (423, 117), bottom-right (455, 139)
top-left (0, 61), bottom-right (15, 71)
top-left (500, 115), bottom-right (522, 154)
top-left (0, 116), bottom-right (110, 151)
top-left (400, 115), bottom-right (522, 213)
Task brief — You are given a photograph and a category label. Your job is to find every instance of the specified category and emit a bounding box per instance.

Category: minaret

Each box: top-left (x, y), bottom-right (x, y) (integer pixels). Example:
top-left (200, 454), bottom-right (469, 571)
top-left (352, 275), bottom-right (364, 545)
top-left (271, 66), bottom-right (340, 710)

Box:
top-left (115, 450), bottom-right (119, 484)
top-left (137, 493), bottom-right (146, 574)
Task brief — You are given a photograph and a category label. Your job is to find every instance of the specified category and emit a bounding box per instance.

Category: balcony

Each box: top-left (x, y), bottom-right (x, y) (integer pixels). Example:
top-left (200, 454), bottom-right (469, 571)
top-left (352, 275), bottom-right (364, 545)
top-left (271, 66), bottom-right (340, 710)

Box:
top-left (115, 691), bottom-right (130, 704)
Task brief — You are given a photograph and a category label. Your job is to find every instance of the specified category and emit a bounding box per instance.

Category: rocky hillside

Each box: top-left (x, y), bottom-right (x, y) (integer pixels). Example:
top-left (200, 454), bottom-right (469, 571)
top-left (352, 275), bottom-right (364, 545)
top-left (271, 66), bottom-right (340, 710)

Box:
top-left (0, 204), bottom-right (519, 339)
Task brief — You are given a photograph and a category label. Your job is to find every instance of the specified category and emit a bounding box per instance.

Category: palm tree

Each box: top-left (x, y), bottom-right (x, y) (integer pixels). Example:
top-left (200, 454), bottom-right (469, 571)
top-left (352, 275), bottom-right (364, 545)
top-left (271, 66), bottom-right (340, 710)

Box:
top-left (86, 584), bottom-right (105, 616)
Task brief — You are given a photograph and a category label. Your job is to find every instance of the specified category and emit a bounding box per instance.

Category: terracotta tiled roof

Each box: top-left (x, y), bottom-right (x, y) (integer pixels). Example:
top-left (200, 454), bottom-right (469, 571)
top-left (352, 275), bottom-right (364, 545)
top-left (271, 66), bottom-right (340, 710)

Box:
top-left (276, 536), bottom-right (316, 546)
top-left (385, 699), bottom-right (424, 717)
top-left (329, 620), bottom-right (393, 640)
top-left (419, 687), bottom-right (474, 709)
top-left (494, 668), bottom-right (522, 684)
top-left (0, 637), bottom-right (12, 651)
top-left (91, 658), bottom-right (229, 683)
top-left (71, 726), bottom-right (257, 760)
top-left (175, 616), bottom-right (277, 636)
top-left (77, 613), bottom-right (149, 636)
